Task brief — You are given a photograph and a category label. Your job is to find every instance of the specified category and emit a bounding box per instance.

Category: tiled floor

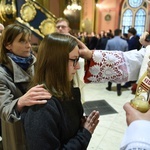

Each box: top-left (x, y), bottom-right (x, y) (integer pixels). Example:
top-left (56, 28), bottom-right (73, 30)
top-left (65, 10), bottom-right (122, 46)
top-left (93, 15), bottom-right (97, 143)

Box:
top-left (80, 82), bottom-right (135, 150)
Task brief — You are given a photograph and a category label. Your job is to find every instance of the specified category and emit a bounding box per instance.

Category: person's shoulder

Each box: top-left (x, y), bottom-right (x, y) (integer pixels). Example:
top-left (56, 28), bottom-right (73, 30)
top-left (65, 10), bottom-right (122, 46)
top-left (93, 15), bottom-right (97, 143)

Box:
top-left (22, 97), bottom-right (63, 123)
top-left (120, 38), bottom-right (128, 43)
top-left (108, 37), bottom-right (113, 41)
top-left (131, 36), bottom-right (137, 41)
top-left (109, 37), bottom-right (117, 42)
top-left (46, 96), bottom-right (60, 106)
top-left (28, 96), bottom-right (62, 115)
top-left (107, 38), bottom-right (112, 43)
top-left (106, 39), bottom-right (115, 46)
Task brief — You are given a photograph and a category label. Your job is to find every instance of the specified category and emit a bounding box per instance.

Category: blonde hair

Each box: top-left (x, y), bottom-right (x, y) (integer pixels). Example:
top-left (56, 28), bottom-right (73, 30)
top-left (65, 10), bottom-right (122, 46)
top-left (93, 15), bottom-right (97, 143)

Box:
top-left (55, 17), bottom-right (69, 26)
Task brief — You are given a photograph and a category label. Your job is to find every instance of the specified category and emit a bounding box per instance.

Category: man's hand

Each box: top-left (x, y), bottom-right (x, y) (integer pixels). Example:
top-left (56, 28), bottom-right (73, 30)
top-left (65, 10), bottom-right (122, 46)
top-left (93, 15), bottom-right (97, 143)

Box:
top-left (139, 31), bottom-right (150, 46)
top-left (65, 33), bottom-right (93, 60)
top-left (123, 102), bottom-right (150, 126)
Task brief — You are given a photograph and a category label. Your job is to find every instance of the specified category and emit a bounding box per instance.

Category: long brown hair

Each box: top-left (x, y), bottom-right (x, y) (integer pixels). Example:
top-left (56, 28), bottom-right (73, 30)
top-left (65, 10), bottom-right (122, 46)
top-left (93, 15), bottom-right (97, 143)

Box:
top-left (31, 33), bottom-right (78, 99)
top-left (0, 24), bottom-right (32, 64)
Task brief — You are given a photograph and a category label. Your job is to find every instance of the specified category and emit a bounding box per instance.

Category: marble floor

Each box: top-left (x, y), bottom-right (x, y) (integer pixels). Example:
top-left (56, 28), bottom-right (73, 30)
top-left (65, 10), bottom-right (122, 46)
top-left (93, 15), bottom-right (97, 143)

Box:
top-left (80, 82), bottom-right (135, 150)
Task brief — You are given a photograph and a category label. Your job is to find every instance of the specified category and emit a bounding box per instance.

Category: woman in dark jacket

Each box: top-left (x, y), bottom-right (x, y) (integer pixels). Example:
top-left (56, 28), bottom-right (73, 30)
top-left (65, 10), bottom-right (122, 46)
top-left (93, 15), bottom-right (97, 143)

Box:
top-left (21, 33), bottom-right (99, 150)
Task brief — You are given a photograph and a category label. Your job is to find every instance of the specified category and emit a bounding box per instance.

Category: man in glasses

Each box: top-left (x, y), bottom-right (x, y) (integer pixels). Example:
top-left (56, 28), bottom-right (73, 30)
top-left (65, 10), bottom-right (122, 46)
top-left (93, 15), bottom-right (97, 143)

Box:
top-left (55, 18), bottom-right (71, 34)
top-left (55, 18), bottom-right (84, 88)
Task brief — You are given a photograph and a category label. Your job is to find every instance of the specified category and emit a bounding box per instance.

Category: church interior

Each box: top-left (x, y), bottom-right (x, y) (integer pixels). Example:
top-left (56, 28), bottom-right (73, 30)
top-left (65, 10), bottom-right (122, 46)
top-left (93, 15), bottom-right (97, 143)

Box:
top-left (0, 0), bottom-right (150, 150)
top-left (1, 0), bottom-right (150, 42)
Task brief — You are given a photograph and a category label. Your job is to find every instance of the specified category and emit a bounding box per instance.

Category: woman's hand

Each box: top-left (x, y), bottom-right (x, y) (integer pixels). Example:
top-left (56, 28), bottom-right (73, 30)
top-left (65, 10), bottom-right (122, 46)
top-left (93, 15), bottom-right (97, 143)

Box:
top-left (123, 102), bottom-right (150, 126)
top-left (17, 84), bottom-right (51, 112)
top-left (83, 110), bottom-right (99, 134)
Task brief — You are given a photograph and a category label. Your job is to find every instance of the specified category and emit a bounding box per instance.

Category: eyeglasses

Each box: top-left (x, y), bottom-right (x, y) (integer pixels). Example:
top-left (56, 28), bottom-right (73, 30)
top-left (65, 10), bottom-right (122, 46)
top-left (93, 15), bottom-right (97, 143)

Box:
top-left (69, 58), bottom-right (79, 67)
top-left (56, 25), bottom-right (67, 29)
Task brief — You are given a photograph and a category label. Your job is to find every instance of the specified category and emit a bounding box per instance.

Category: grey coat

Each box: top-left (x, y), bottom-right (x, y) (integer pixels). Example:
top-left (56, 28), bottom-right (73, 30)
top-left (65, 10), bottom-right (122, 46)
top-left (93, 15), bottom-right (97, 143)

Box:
top-left (0, 56), bottom-right (36, 150)
top-left (105, 36), bottom-right (128, 52)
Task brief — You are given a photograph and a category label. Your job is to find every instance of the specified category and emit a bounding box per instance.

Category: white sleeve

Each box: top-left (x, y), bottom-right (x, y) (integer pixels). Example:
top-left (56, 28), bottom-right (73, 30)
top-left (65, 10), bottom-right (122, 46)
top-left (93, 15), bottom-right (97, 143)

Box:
top-left (120, 120), bottom-right (150, 150)
top-left (123, 47), bottom-right (146, 81)
top-left (84, 48), bottom-right (146, 83)
top-left (138, 45), bottom-right (150, 80)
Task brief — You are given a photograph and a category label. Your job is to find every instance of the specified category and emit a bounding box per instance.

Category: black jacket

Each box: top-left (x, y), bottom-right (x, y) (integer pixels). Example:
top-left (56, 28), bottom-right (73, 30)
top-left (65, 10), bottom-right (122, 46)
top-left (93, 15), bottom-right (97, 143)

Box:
top-left (21, 88), bottom-right (91, 150)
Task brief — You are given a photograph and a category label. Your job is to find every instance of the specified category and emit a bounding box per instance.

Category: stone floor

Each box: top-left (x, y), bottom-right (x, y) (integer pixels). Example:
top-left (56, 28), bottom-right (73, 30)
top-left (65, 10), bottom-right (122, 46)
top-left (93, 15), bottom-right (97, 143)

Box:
top-left (80, 82), bottom-right (135, 150)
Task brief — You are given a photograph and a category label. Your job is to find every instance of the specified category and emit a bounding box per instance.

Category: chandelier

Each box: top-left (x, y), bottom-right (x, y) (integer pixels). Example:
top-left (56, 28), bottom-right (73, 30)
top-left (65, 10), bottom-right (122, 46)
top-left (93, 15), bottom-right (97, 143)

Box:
top-left (66, 0), bottom-right (82, 11)
top-left (145, 0), bottom-right (150, 3)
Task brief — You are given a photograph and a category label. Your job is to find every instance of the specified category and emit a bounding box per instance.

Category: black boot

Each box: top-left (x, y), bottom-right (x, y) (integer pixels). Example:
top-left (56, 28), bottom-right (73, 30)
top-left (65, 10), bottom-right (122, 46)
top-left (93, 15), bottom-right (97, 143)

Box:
top-left (117, 84), bottom-right (122, 96)
top-left (106, 82), bottom-right (112, 91)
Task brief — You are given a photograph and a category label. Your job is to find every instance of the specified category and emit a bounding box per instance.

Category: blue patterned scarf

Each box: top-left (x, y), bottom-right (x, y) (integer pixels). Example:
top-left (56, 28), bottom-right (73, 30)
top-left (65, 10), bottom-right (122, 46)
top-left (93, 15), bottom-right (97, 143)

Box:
top-left (7, 53), bottom-right (33, 70)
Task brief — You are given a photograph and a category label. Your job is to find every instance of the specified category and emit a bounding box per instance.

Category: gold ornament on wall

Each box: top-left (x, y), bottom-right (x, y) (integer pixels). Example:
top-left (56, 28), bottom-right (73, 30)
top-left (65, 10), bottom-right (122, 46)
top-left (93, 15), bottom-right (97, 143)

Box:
top-left (20, 3), bottom-right (37, 22)
top-left (0, 0), bottom-right (16, 21)
top-left (39, 19), bottom-right (55, 36)
top-left (105, 14), bottom-right (111, 21)
top-left (16, 0), bottom-right (56, 38)
top-left (4, 4), bottom-right (13, 15)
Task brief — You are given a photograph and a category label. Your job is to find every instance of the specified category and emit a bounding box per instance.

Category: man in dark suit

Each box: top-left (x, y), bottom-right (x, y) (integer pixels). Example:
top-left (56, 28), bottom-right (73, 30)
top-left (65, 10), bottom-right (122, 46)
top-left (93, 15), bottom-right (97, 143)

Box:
top-left (88, 32), bottom-right (98, 50)
top-left (127, 27), bottom-right (142, 51)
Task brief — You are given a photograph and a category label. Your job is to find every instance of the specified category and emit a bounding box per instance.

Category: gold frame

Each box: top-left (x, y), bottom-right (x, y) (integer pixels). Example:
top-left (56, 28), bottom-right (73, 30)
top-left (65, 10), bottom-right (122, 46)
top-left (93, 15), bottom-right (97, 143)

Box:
top-left (17, 0), bottom-right (57, 38)
top-left (0, 0), bottom-right (16, 20)
top-left (39, 19), bottom-right (55, 35)
top-left (105, 14), bottom-right (111, 21)
top-left (20, 3), bottom-right (36, 22)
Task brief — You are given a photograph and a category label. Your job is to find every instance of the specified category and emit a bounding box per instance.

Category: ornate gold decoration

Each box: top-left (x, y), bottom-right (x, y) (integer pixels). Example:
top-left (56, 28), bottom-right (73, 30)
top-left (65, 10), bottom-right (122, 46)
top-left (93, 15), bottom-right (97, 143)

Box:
top-left (105, 14), bottom-right (111, 21)
top-left (20, 3), bottom-right (36, 22)
top-left (16, 17), bottom-right (44, 38)
top-left (0, 0), bottom-right (16, 20)
top-left (16, 0), bottom-right (57, 38)
top-left (4, 4), bottom-right (13, 15)
top-left (0, 3), bottom-right (6, 21)
top-left (135, 71), bottom-right (150, 97)
top-left (39, 19), bottom-right (55, 35)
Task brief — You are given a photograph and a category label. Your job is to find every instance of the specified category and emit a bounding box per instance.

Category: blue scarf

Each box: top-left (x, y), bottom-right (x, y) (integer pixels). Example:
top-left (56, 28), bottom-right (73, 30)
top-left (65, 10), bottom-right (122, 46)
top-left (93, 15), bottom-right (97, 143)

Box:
top-left (7, 53), bottom-right (33, 70)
